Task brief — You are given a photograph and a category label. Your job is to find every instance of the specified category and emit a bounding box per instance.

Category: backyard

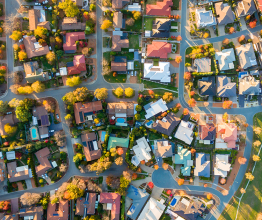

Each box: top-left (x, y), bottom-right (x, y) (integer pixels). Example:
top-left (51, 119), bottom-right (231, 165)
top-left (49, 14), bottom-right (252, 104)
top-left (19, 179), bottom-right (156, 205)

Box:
top-left (128, 34), bottom-right (139, 49)
top-left (144, 17), bottom-right (155, 31)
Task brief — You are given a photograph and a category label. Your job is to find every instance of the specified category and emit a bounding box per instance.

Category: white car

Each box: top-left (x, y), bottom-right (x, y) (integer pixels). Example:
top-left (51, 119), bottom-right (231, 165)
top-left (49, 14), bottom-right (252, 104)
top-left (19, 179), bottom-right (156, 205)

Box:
top-left (56, 114), bottom-right (59, 119)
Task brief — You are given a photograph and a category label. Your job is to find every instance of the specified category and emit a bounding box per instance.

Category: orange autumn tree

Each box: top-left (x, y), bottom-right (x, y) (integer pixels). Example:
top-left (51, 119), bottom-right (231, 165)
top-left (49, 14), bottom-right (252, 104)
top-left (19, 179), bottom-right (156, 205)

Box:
top-left (177, 35), bottom-right (182, 41)
top-left (184, 72), bottom-right (191, 81)
top-left (117, 147), bottom-right (124, 155)
top-left (178, 179), bottom-right (184, 186)
top-left (222, 100), bottom-right (232, 109)
top-left (188, 98), bottom-right (196, 107)
top-left (190, 148), bottom-right (196, 154)
top-left (190, 91), bottom-right (195, 96)
top-left (249, 20), bottom-right (257, 28)
top-left (140, 160), bottom-right (145, 165)
top-left (162, 163), bottom-right (168, 170)
top-left (238, 157), bottom-right (247, 165)
top-left (175, 56), bottom-right (182, 63)
top-left (207, 193), bottom-right (213, 200)
top-left (148, 90), bottom-right (154, 95)
top-left (132, 173), bottom-right (138, 180)
top-left (229, 27), bottom-right (235, 34)
top-left (64, 191), bottom-right (71, 200)
top-left (154, 164), bottom-right (159, 170)
top-left (183, 108), bottom-right (189, 115)
top-left (176, 103), bottom-right (181, 109)
top-left (238, 35), bottom-right (245, 43)
top-left (113, 72), bottom-right (117, 77)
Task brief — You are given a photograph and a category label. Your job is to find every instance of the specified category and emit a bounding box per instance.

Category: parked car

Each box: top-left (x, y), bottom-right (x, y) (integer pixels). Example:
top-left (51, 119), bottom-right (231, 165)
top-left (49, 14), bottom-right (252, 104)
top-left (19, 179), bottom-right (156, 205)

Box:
top-left (56, 114), bottom-right (59, 119)
top-left (6, 112), bottom-right (12, 115)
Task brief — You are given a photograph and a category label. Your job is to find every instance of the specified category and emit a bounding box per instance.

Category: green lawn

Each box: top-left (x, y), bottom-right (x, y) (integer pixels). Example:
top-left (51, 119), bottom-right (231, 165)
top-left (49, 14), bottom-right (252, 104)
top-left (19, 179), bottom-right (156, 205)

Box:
top-left (129, 34), bottom-right (139, 49)
top-left (134, 61), bottom-right (141, 70)
top-left (22, 21), bottom-right (29, 31)
top-left (195, 141), bottom-right (213, 149)
top-left (126, 17), bottom-right (142, 32)
top-left (143, 89), bottom-right (177, 97)
top-left (153, 59), bottom-right (159, 66)
top-left (103, 37), bottom-right (109, 48)
top-left (171, 21), bottom-right (178, 26)
top-left (104, 72), bottom-right (126, 83)
top-left (142, 80), bottom-right (178, 97)
top-left (146, 0), bottom-right (157, 4)
top-left (60, 57), bottom-right (74, 63)
top-left (219, 112), bottom-right (262, 220)
top-left (103, 52), bottom-right (111, 62)
top-left (144, 17), bottom-right (155, 30)
top-left (172, 0), bottom-right (180, 9)
top-left (42, 60), bottom-right (54, 71)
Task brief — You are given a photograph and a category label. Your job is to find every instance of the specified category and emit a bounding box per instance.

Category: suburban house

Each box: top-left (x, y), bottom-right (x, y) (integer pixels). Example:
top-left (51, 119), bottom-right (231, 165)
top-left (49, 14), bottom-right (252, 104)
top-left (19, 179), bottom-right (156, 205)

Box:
top-left (146, 0), bottom-right (173, 16)
top-left (215, 2), bottom-right (234, 25)
top-left (194, 153), bottom-right (210, 177)
top-left (193, 58), bottom-right (211, 72)
top-left (146, 41), bottom-right (171, 59)
top-left (0, 114), bottom-right (19, 136)
top-left (75, 193), bottom-right (96, 216)
top-left (63, 32), bottom-right (85, 53)
top-left (67, 55), bottom-right (87, 75)
top-left (112, 31), bottom-right (129, 51)
top-left (152, 112), bottom-right (181, 136)
top-left (18, 207), bottom-right (44, 220)
top-left (81, 132), bottom-right (102, 161)
top-left (99, 193), bottom-right (121, 220)
top-left (112, 0), bottom-right (130, 9)
top-left (154, 140), bottom-right (173, 158)
top-left (214, 154), bottom-right (231, 177)
top-left (256, 0), bottom-right (262, 12)
top-left (29, 9), bottom-right (50, 31)
top-left (113, 12), bottom-right (124, 30)
top-left (126, 185), bottom-right (150, 220)
top-left (216, 122), bottom-right (237, 149)
top-left (7, 161), bottom-right (30, 182)
top-left (239, 74), bottom-right (260, 95)
top-left (32, 106), bottom-right (50, 139)
top-left (131, 137), bottom-right (152, 166)
top-left (174, 121), bottom-right (195, 145)
top-left (137, 197), bottom-right (165, 220)
top-left (144, 62), bottom-right (171, 83)
top-left (217, 76), bottom-right (236, 97)
top-left (24, 61), bottom-right (46, 83)
top-left (73, 101), bottom-right (103, 124)
top-left (215, 48), bottom-right (236, 71)
top-left (195, 8), bottom-right (217, 28)
top-left (111, 56), bottom-right (127, 72)
top-left (47, 200), bottom-right (69, 220)
top-left (145, 18), bottom-right (171, 38)
top-left (174, 146), bottom-right (192, 176)
top-left (144, 99), bottom-right (168, 119)
top-left (235, 43), bottom-right (257, 69)
top-left (198, 76), bottom-right (216, 97)
top-left (199, 123), bottom-right (216, 142)
top-left (24, 36), bottom-right (50, 59)
top-left (236, 0), bottom-right (256, 16)
top-left (107, 136), bottom-right (129, 150)
top-left (61, 17), bottom-right (85, 31)
top-left (35, 147), bottom-right (52, 177)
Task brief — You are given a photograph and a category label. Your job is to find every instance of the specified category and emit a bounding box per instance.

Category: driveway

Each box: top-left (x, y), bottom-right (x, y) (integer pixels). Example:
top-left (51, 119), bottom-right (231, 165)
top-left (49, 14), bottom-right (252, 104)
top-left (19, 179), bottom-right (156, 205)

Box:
top-left (217, 25), bottom-right (226, 36)
top-left (49, 113), bottom-right (63, 132)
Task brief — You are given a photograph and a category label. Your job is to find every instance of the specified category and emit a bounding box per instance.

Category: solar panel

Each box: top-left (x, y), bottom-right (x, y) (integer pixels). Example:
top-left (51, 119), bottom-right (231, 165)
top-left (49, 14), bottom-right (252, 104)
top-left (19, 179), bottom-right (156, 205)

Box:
top-left (79, 112), bottom-right (84, 122)
top-left (20, 209), bottom-right (26, 213)
top-left (53, 214), bottom-right (59, 216)
top-left (88, 141), bottom-right (94, 151)
top-left (82, 141), bottom-right (87, 147)
top-left (41, 115), bottom-right (49, 126)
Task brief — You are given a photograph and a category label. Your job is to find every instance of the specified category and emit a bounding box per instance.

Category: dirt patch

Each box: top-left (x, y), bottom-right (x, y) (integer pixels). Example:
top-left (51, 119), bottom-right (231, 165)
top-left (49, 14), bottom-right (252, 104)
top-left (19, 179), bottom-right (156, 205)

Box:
top-left (175, 43), bottom-right (180, 54)
top-left (31, 178), bottom-right (36, 188)
top-left (169, 60), bottom-right (179, 68)
top-left (17, 182), bottom-right (24, 191)
top-left (129, 76), bottom-right (137, 83)
top-left (87, 39), bottom-right (96, 55)
top-left (62, 76), bottom-right (67, 86)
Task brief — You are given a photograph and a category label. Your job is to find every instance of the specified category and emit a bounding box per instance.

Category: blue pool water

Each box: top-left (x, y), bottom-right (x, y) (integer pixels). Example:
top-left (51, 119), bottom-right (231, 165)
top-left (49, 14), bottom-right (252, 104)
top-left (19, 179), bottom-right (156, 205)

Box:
top-left (31, 128), bottom-right (37, 139)
top-left (101, 131), bottom-right (106, 142)
top-left (116, 118), bottom-right (125, 123)
top-left (146, 121), bottom-right (153, 126)
top-left (170, 198), bottom-right (177, 206)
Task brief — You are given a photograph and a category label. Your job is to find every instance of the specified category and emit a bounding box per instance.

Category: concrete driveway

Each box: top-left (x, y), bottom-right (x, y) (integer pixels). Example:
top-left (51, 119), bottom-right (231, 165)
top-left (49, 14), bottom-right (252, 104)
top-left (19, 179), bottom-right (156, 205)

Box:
top-left (218, 25), bottom-right (226, 36)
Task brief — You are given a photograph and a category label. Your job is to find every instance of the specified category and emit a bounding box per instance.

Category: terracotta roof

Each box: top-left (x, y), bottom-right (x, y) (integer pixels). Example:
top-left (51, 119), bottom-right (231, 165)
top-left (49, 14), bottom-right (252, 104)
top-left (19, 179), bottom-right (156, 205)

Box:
top-left (107, 102), bottom-right (135, 116)
top-left (0, 114), bottom-right (18, 136)
top-left (111, 35), bottom-right (129, 51)
top-left (38, 21), bottom-right (51, 30)
top-left (35, 147), bottom-right (52, 177)
top-left (146, 0), bottom-right (173, 16)
top-left (47, 200), bottom-right (68, 220)
top-left (215, 2), bottom-right (234, 25)
top-left (68, 55), bottom-right (86, 75)
top-left (100, 193), bottom-right (121, 220)
top-left (63, 32), bottom-right (85, 52)
top-left (217, 123), bottom-right (237, 148)
top-left (113, 12), bottom-right (123, 29)
top-left (19, 206), bottom-right (43, 220)
top-left (62, 17), bottom-right (85, 30)
top-left (112, 0), bottom-right (130, 9)
top-left (24, 36), bottom-right (50, 59)
top-left (156, 141), bottom-right (173, 158)
top-left (7, 161), bottom-right (29, 182)
top-left (147, 41), bottom-right (171, 59)
top-left (74, 101), bottom-right (103, 124)
top-left (29, 10), bottom-right (50, 30)
top-left (199, 124), bottom-right (216, 140)
top-left (111, 61), bottom-right (127, 72)
top-left (81, 133), bottom-right (102, 161)
top-left (75, 194), bottom-right (96, 216)
top-left (257, 0), bottom-right (262, 11)
top-left (33, 106), bottom-right (50, 127)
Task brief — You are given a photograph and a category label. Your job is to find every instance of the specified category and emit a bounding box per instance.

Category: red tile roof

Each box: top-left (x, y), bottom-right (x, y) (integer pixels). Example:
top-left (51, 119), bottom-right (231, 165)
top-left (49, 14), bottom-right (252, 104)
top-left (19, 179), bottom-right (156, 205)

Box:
top-left (47, 200), bottom-right (68, 220)
top-left (81, 133), bottom-right (102, 161)
top-left (217, 123), bottom-right (237, 148)
top-left (111, 61), bottom-right (127, 72)
top-left (257, 0), bottom-right (262, 11)
top-left (35, 147), bottom-right (52, 177)
top-left (63, 32), bottom-right (85, 51)
top-left (100, 193), bottom-right (121, 220)
top-left (146, 0), bottom-right (173, 16)
top-left (67, 55), bottom-right (87, 75)
top-left (75, 194), bottom-right (96, 216)
top-left (147, 41), bottom-right (172, 58)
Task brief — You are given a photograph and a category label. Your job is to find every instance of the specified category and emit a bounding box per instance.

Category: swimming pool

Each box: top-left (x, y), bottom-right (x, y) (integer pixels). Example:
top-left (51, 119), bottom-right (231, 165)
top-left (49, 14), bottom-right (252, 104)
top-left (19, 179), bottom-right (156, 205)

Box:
top-left (116, 118), bottom-right (125, 123)
top-left (101, 131), bottom-right (106, 142)
top-left (30, 126), bottom-right (39, 141)
top-left (170, 197), bottom-right (177, 207)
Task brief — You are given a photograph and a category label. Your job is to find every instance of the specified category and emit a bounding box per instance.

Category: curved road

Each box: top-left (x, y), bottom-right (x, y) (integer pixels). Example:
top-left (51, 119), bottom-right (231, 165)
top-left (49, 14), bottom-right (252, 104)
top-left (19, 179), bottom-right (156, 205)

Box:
top-left (2, 0), bottom-right (262, 219)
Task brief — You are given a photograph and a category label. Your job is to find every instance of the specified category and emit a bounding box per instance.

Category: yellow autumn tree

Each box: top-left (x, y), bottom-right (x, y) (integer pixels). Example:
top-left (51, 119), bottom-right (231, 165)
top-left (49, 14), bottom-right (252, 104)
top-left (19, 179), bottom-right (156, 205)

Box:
top-left (101, 20), bottom-right (112, 30)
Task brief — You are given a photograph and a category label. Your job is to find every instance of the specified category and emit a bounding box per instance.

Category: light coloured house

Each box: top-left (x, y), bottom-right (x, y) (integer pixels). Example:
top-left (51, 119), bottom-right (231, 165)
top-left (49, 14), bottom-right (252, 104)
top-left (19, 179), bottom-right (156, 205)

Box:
top-left (144, 98), bottom-right (168, 119)
top-left (195, 8), bottom-right (217, 28)
top-left (174, 121), bottom-right (195, 145)
top-left (215, 48), bottom-right (236, 71)
top-left (132, 137), bottom-right (152, 166)
top-left (235, 43), bottom-right (257, 69)
top-left (174, 145), bottom-right (193, 176)
top-left (239, 74), bottom-right (260, 95)
top-left (144, 62), bottom-right (171, 83)
top-left (216, 122), bottom-right (237, 149)
top-left (214, 154), bottom-right (231, 177)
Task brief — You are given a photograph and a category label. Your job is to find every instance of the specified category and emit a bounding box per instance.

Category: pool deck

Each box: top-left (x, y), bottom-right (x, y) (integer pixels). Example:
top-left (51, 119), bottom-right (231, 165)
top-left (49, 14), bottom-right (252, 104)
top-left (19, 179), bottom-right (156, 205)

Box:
top-left (30, 126), bottom-right (40, 141)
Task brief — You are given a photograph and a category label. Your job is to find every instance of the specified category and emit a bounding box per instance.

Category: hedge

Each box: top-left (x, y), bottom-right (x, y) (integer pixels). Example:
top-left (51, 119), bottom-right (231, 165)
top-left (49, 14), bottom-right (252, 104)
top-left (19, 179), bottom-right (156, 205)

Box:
top-left (29, 153), bottom-right (39, 187)
top-left (192, 72), bottom-right (214, 76)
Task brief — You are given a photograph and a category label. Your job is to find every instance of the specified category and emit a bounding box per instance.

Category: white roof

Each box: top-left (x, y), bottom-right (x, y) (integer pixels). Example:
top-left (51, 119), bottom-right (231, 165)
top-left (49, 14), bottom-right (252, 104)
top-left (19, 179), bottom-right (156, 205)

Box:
top-left (0, 152), bottom-right (2, 157)
top-left (215, 138), bottom-right (228, 149)
top-left (6, 151), bottom-right (16, 160)
top-left (144, 62), bottom-right (171, 83)
top-left (127, 3), bottom-right (142, 11)
top-left (34, 42), bottom-right (42, 50)
top-left (145, 99), bottom-right (168, 119)
top-left (41, 134), bottom-right (49, 139)
top-left (181, 198), bottom-right (190, 207)
top-left (145, 31), bottom-right (151, 37)
top-left (133, 137), bottom-right (151, 162)
top-left (137, 197), bottom-right (165, 220)
top-left (131, 155), bottom-right (140, 166)
top-left (174, 121), bottom-right (194, 145)
top-left (116, 113), bottom-right (127, 117)
top-left (214, 154), bottom-right (231, 177)
top-left (16, 165), bottom-right (28, 172)
top-left (52, 161), bottom-right (57, 168)
top-left (32, 116), bottom-right (38, 125)
top-left (113, 31), bottom-right (123, 36)
top-left (93, 141), bottom-right (98, 150)
top-left (39, 10), bottom-right (46, 22)
top-left (60, 67), bottom-right (67, 76)
top-left (107, 203), bottom-right (112, 210)
top-left (127, 61), bottom-right (134, 70)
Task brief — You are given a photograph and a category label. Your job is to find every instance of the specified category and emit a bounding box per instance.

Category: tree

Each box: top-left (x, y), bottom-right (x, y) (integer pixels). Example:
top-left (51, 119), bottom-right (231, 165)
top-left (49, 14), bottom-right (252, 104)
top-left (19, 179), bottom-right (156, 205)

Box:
top-left (135, 114), bottom-right (140, 121)
top-left (117, 148), bottom-right (124, 155)
top-left (253, 155), bottom-right (260, 162)
top-left (229, 27), bottom-right (235, 34)
top-left (18, 51), bottom-right (27, 61)
top-left (245, 172), bottom-right (254, 181)
top-left (38, 39), bottom-right (47, 46)
top-left (135, 105), bottom-right (142, 112)
top-left (9, 30), bottom-right (22, 41)
top-left (15, 99), bottom-right (34, 122)
top-left (190, 148), bottom-right (196, 154)
top-left (34, 26), bottom-right (48, 38)
top-left (249, 20), bottom-right (257, 28)
top-left (18, 86), bottom-right (33, 94)
top-left (132, 11), bottom-right (141, 20)
top-left (59, 164), bottom-right (67, 173)
top-left (238, 35), bottom-right (245, 43)
top-left (115, 157), bottom-right (123, 166)
top-left (177, 179), bottom-right (184, 186)
top-left (222, 112), bottom-right (228, 121)
top-left (238, 157), bottom-right (247, 165)
top-left (162, 163), bottom-right (168, 170)
top-left (20, 193), bottom-right (41, 206)
top-left (14, 71), bottom-right (24, 84)
top-left (106, 176), bottom-right (120, 189)
top-left (188, 98), bottom-right (196, 107)
top-left (66, 76), bottom-right (81, 87)
top-left (90, 4), bottom-right (96, 11)
top-left (240, 188), bottom-right (246, 194)
top-left (31, 81), bottom-right (45, 93)
top-left (4, 123), bottom-right (17, 135)
top-left (184, 72), bottom-right (191, 80)
top-left (175, 56), bottom-right (182, 63)
top-left (222, 38), bottom-right (229, 45)
top-left (43, 99), bottom-right (56, 113)
top-left (154, 165), bottom-right (159, 170)
top-left (177, 35), bottom-right (182, 41)
top-left (65, 114), bottom-right (72, 120)
top-left (253, 140), bottom-right (261, 147)
top-left (125, 87), bottom-right (134, 97)
top-left (0, 101), bottom-right (8, 115)
top-left (163, 92), bottom-right (173, 103)
top-left (66, 183), bottom-right (84, 200)
top-left (54, 130), bottom-right (66, 147)
top-left (82, 47), bottom-right (90, 56)
top-left (62, 87), bottom-right (90, 104)
top-left (206, 193), bottom-right (213, 200)
top-left (114, 87), bottom-right (124, 97)
top-left (58, 0), bottom-right (80, 17)
top-left (222, 100), bottom-right (232, 109)
top-left (73, 153), bottom-right (84, 163)
top-left (126, 18), bottom-right (135, 26)
top-left (46, 51), bottom-right (56, 65)
top-left (94, 118), bottom-right (100, 124)
top-left (203, 32), bottom-right (209, 38)
top-left (190, 91), bottom-right (195, 96)
top-left (87, 157), bottom-right (112, 175)
top-left (254, 127), bottom-right (262, 135)
top-left (246, 15), bottom-right (251, 20)
top-left (123, 170), bottom-right (133, 182)
top-left (101, 20), bottom-right (112, 29)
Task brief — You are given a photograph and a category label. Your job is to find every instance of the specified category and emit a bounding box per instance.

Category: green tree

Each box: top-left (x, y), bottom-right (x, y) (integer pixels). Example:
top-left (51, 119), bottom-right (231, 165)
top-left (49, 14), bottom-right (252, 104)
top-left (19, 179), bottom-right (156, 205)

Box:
top-left (15, 98), bottom-right (34, 122)
top-left (125, 87), bottom-right (134, 97)
top-left (114, 87), bottom-right (124, 97)
top-left (17, 86), bottom-right (33, 94)
top-left (8, 98), bottom-right (21, 108)
top-left (66, 76), bottom-right (81, 87)
top-left (73, 153), bottom-right (83, 163)
top-left (62, 87), bottom-right (90, 104)
top-left (51, 197), bottom-right (59, 204)
top-left (46, 51), bottom-right (56, 65)
top-left (66, 184), bottom-right (84, 200)
top-left (40, 195), bottom-right (49, 210)
top-left (4, 123), bottom-right (17, 135)
top-left (135, 114), bottom-right (140, 121)
top-left (31, 81), bottom-right (45, 93)
top-left (135, 105), bottom-right (142, 112)
top-left (0, 101), bottom-right (8, 115)
top-left (58, 0), bottom-right (80, 17)
top-left (90, 4), bottom-right (96, 11)
top-left (34, 26), bottom-right (48, 38)
top-left (9, 30), bottom-right (22, 41)
top-left (94, 88), bottom-right (108, 100)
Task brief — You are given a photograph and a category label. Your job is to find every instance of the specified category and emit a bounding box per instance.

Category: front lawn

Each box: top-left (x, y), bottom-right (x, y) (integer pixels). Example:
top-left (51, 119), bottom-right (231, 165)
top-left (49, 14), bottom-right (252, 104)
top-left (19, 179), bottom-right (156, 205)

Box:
top-left (104, 72), bottom-right (127, 83)
top-left (148, 132), bottom-right (163, 141)
top-left (134, 61), bottom-right (141, 69)
top-left (142, 80), bottom-right (178, 97)
top-left (42, 60), bottom-right (54, 71)
top-left (195, 141), bottom-right (213, 149)
top-left (129, 34), bottom-right (139, 49)
top-left (144, 17), bottom-right (155, 31)
top-left (172, 0), bottom-right (180, 9)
